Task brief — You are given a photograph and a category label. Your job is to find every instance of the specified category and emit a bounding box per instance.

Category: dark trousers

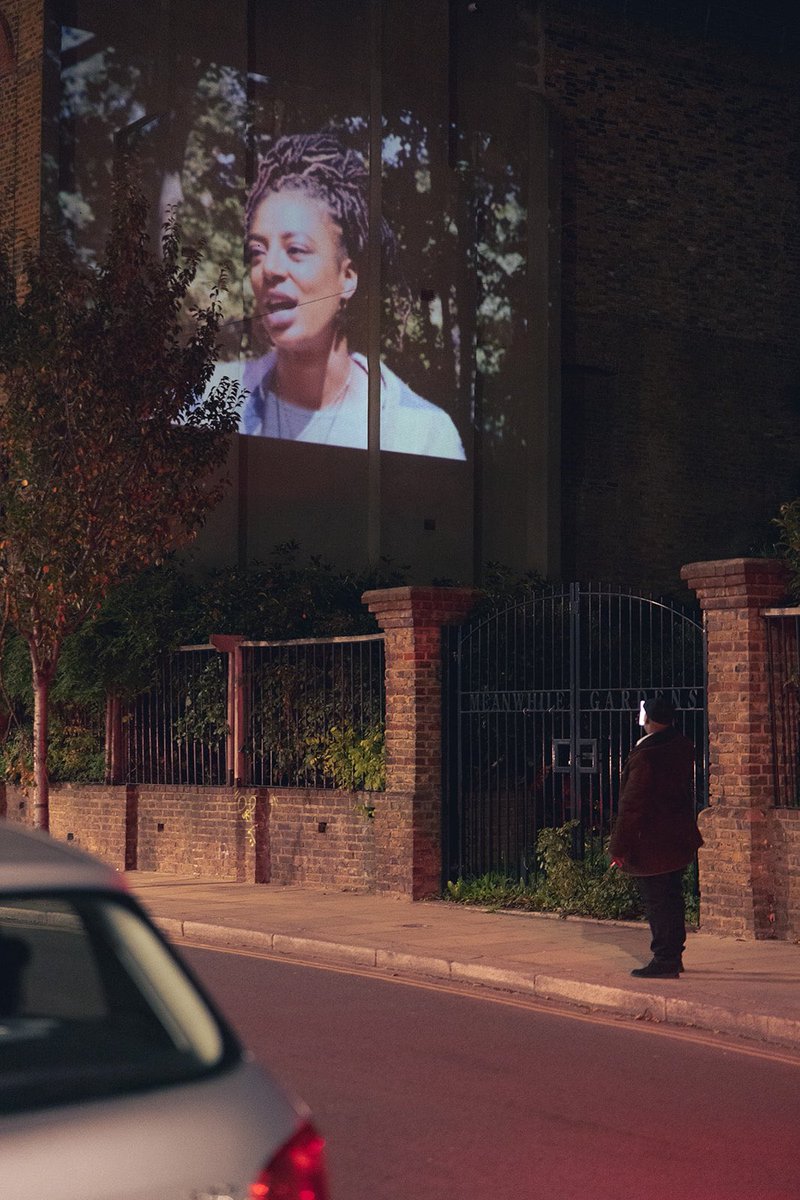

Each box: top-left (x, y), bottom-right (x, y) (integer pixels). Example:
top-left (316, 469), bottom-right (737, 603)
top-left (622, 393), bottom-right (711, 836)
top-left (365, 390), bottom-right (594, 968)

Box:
top-left (635, 869), bottom-right (686, 964)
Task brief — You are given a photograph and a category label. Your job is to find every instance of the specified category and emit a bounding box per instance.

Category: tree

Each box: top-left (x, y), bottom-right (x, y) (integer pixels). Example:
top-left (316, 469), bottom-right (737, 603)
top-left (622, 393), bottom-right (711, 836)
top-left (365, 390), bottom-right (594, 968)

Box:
top-left (0, 171), bottom-right (242, 829)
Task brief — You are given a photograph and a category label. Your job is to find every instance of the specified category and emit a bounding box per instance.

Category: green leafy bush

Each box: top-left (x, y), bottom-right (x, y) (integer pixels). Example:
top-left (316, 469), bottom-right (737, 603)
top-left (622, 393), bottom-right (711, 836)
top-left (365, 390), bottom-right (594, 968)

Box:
top-left (446, 821), bottom-right (642, 921)
top-left (172, 657), bottom-right (229, 745)
top-left (445, 872), bottom-right (532, 908)
top-left (775, 499), bottom-right (800, 600)
top-left (446, 821), bottom-right (701, 924)
top-left (305, 724), bottom-right (385, 792)
top-left (0, 714), bottom-right (103, 785)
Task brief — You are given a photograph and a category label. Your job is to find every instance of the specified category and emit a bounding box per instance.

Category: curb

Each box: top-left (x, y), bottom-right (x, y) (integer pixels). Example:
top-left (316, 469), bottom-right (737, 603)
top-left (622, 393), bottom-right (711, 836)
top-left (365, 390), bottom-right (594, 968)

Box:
top-left (156, 917), bottom-right (800, 1053)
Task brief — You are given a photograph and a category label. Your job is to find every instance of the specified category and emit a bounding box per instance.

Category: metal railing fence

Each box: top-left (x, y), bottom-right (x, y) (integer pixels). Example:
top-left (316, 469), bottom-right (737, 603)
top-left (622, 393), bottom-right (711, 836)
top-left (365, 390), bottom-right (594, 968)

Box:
top-left (123, 634), bottom-right (385, 790)
top-left (244, 635), bottom-right (385, 789)
top-left (125, 646), bottom-right (228, 786)
top-left (765, 611), bottom-right (800, 808)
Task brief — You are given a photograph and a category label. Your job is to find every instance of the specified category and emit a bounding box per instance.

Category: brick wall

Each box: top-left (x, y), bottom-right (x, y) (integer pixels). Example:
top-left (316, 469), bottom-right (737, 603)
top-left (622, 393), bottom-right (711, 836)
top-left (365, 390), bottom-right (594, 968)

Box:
top-left (136, 785), bottom-right (258, 882)
top-left (363, 587), bottom-right (477, 897)
top-left (546, 1), bottom-right (800, 593)
top-left (697, 808), bottom-right (800, 941)
top-left (771, 810), bottom-right (800, 940)
top-left (1, 781), bottom-right (379, 890)
top-left (267, 788), bottom-right (375, 890)
top-left (47, 783), bottom-right (129, 870)
top-left (0, 781), bottom-right (129, 868)
top-left (682, 558), bottom-right (799, 939)
top-left (0, 0), bottom-right (43, 259)
top-left (0, 782), bottom-right (29, 825)
top-left (546, 3), bottom-right (798, 345)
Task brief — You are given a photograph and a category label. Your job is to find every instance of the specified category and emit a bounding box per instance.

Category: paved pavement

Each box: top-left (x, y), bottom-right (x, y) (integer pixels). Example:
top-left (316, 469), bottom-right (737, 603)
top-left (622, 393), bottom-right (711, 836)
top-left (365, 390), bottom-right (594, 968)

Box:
top-left (127, 873), bottom-right (800, 1051)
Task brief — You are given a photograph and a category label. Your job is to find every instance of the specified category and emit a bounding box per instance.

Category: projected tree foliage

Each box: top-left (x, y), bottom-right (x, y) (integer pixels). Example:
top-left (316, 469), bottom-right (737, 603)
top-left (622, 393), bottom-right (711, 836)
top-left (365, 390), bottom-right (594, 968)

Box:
top-left (52, 0), bottom-right (534, 459)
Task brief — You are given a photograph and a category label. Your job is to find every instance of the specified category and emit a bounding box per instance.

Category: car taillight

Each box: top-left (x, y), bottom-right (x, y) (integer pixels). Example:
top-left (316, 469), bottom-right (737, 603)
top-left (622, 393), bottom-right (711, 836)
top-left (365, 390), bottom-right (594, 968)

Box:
top-left (249, 1122), bottom-right (331, 1200)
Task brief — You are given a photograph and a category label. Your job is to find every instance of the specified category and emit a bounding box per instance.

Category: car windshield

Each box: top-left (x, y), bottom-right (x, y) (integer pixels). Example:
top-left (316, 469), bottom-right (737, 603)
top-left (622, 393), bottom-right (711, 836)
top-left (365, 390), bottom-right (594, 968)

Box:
top-left (0, 892), bottom-right (231, 1115)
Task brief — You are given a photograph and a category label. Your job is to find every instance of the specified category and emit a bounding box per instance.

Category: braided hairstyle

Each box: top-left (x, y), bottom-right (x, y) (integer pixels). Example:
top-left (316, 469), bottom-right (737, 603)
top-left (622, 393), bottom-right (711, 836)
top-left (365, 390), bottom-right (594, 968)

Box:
top-left (245, 132), bottom-right (400, 349)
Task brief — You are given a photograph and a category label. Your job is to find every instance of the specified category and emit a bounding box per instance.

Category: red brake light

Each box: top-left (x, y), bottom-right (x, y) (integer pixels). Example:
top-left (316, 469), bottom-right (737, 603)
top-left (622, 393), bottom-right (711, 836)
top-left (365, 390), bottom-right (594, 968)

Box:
top-left (249, 1122), bottom-right (331, 1200)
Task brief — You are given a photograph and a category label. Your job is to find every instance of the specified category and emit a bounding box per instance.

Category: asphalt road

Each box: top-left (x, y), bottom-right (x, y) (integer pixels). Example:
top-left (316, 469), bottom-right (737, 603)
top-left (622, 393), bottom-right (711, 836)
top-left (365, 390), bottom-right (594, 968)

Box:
top-left (186, 943), bottom-right (800, 1200)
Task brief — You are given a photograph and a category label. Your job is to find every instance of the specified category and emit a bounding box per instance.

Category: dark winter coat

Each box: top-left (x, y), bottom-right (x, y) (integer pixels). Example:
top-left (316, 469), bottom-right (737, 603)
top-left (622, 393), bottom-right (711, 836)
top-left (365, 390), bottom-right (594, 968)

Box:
top-left (609, 726), bottom-right (703, 876)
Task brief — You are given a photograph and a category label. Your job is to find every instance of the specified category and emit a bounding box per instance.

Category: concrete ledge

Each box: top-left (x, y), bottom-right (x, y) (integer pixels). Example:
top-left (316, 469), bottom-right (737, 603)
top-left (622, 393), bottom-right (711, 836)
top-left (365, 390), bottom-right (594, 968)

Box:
top-left (272, 933), bottom-right (376, 966)
top-left (153, 916), bottom-right (185, 940)
top-left (159, 919), bottom-right (800, 1051)
top-left (183, 921), bottom-right (275, 952)
top-left (377, 949), bottom-right (452, 978)
top-left (534, 975), bottom-right (667, 1021)
top-left (665, 998), bottom-right (800, 1050)
top-left (451, 962), bottom-right (538, 994)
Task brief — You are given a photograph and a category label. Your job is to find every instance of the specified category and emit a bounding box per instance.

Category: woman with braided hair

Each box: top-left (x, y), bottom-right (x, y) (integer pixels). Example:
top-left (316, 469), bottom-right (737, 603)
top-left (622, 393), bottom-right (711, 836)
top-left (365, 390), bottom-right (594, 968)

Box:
top-left (229, 132), bottom-right (465, 458)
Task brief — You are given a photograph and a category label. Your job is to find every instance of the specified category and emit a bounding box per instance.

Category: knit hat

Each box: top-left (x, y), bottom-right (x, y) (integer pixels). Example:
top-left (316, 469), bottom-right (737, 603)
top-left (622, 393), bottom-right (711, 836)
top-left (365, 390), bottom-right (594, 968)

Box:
top-left (644, 695), bottom-right (675, 725)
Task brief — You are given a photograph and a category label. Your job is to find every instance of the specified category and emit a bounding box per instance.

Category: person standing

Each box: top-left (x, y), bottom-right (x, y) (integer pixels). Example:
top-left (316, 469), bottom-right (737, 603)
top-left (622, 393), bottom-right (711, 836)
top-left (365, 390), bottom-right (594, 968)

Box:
top-left (609, 696), bottom-right (703, 978)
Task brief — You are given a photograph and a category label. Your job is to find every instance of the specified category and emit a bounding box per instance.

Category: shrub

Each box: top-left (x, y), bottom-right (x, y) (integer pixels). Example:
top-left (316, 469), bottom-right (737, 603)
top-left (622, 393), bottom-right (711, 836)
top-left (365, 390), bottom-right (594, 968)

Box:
top-left (305, 724), bottom-right (385, 792)
top-left (446, 820), bottom-right (645, 922)
top-left (0, 713), bottom-right (103, 785)
top-left (445, 822), bottom-right (702, 925)
top-left (775, 499), bottom-right (800, 600)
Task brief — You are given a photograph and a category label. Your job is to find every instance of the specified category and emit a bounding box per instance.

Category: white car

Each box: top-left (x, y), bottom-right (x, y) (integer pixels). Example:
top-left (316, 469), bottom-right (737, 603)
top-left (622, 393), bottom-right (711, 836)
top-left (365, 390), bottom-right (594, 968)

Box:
top-left (0, 821), bottom-right (330, 1199)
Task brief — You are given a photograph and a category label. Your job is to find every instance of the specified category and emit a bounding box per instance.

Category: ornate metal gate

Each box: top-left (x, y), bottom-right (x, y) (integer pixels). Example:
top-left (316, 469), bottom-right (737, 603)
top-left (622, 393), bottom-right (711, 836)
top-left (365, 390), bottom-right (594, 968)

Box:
top-left (442, 584), bottom-right (707, 882)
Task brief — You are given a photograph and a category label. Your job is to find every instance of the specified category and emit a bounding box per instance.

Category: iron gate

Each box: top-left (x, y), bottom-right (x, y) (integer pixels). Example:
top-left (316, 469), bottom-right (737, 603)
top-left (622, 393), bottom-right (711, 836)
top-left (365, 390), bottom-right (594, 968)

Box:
top-left (442, 584), bottom-right (707, 882)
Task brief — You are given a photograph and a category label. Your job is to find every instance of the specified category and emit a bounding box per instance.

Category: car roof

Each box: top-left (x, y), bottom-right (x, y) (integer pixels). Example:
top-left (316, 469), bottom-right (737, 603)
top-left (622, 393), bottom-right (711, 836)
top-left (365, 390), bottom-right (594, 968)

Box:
top-left (0, 821), bottom-right (123, 893)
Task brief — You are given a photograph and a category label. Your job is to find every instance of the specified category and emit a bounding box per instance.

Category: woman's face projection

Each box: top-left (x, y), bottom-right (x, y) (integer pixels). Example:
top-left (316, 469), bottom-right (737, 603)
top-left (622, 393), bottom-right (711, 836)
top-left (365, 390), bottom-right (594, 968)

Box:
top-left (246, 188), bottom-right (358, 354)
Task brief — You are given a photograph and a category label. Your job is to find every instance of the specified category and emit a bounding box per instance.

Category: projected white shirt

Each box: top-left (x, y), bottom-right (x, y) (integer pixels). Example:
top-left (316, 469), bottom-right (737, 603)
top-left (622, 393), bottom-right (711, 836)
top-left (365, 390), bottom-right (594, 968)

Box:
top-left (209, 352), bottom-right (466, 460)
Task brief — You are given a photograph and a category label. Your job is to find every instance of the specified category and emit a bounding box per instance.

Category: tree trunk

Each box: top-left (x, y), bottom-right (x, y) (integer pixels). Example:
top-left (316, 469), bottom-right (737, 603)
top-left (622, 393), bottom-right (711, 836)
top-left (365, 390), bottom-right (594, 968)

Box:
top-left (32, 669), bottom-right (52, 831)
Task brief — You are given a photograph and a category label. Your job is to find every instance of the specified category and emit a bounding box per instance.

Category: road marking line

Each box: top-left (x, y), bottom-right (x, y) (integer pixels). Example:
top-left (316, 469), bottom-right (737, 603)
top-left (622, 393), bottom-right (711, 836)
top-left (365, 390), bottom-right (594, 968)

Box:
top-left (183, 940), bottom-right (800, 1068)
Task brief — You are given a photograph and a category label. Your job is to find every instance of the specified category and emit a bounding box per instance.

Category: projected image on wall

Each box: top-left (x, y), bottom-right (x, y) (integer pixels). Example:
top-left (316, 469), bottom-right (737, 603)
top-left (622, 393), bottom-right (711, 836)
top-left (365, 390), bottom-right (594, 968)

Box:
top-left (53, 0), bottom-right (533, 469)
top-left (219, 131), bottom-right (465, 459)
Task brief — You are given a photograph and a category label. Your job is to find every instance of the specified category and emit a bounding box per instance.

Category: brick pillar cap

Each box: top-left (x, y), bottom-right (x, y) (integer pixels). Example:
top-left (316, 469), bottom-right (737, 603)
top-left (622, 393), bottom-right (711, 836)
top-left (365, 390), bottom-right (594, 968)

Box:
top-left (362, 585), bottom-right (479, 629)
top-left (681, 557), bottom-right (787, 581)
top-left (681, 557), bottom-right (789, 609)
top-left (209, 634), bottom-right (245, 652)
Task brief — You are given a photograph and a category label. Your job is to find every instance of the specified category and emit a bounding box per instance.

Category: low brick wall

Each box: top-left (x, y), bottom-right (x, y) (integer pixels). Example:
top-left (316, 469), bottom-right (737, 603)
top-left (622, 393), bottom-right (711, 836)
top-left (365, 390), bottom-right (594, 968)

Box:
top-left (0, 782), bottom-right (130, 869)
top-left (267, 788), bottom-right (375, 890)
top-left (697, 805), bottom-right (774, 938)
top-left (683, 560), bottom-right (799, 939)
top-left (0, 783), bottom-right (28, 825)
top-left (136, 785), bottom-right (254, 881)
top-left (49, 784), bottom-right (130, 872)
top-left (1, 782), bottom-right (383, 891)
top-left (770, 809), bottom-right (800, 940)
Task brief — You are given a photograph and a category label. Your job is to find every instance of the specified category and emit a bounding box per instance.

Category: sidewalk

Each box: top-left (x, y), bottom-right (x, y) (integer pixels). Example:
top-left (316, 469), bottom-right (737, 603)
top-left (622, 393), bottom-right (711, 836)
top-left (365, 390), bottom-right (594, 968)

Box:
top-left (128, 873), bottom-right (800, 1052)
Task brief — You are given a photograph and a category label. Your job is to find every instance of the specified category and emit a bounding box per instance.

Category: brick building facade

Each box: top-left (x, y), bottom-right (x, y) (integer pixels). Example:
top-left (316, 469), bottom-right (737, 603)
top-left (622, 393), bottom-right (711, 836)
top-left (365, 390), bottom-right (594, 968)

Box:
top-left (546, 2), bottom-right (800, 590)
top-left (1, 0), bottom-right (797, 591)
top-left (1, 3), bottom-right (799, 932)
top-left (0, 0), bottom-right (43, 263)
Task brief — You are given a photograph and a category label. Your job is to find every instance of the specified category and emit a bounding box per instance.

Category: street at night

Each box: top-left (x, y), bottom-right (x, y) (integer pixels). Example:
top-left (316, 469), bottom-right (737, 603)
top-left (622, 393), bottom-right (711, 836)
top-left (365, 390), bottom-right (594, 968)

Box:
top-left (3, 4), bottom-right (800, 1198)
top-left (187, 943), bottom-right (800, 1200)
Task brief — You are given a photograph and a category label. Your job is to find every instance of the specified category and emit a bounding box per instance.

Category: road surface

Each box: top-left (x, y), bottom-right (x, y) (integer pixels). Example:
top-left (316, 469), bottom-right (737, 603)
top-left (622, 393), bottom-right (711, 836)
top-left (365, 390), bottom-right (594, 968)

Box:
top-left (185, 943), bottom-right (800, 1200)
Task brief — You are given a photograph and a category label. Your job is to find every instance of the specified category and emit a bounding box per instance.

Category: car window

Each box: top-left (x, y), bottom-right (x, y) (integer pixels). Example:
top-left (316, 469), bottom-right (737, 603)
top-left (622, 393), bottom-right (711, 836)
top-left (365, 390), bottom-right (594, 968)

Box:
top-left (0, 893), bottom-right (231, 1115)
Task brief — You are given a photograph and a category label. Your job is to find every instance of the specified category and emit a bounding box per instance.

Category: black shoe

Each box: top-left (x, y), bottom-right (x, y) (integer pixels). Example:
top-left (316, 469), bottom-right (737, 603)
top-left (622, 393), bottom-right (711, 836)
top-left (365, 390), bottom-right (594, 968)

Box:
top-left (631, 959), bottom-right (681, 979)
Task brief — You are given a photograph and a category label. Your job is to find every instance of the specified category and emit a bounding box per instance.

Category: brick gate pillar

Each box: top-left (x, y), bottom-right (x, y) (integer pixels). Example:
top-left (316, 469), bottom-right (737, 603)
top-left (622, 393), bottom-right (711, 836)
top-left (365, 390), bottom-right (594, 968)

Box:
top-left (362, 587), bottom-right (477, 899)
top-left (681, 558), bottom-right (790, 937)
